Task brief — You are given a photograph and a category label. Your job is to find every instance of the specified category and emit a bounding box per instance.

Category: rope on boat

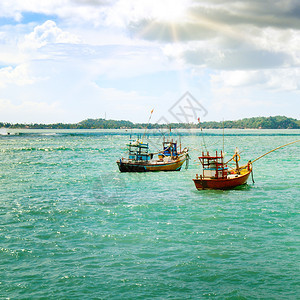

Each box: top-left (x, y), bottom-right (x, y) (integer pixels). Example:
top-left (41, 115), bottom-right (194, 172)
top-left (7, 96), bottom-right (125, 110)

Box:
top-left (251, 168), bottom-right (255, 184)
top-left (185, 153), bottom-right (190, 169)
top-left (251, 139), bottom-right (300, 163)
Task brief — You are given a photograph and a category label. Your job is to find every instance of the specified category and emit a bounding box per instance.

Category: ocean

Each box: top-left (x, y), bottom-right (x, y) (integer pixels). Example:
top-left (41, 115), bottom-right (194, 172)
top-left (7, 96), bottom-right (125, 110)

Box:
top-left (1, 129), bottom-right (299, 299)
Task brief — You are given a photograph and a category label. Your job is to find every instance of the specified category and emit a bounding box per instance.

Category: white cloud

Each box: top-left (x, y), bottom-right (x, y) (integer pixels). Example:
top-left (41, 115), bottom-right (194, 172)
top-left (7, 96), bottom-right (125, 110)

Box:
top-left (20, 20), bottom-right (81, 51)
top-left (211, 69), bottom-right (300, 92)
top-left (0, 64), bottom-right (39, 87)
top-left (0, 0), bottom-right (112, 26)
top-left (251, 28), bottom-right (300, 65)
top-left (105, 0), bottom-right (191, 27)
top-left (264, 69), bottom-right (300, 91)
top-left (0, 0), bottom-right (63, 20)
top-left (211, 70), bottom-right (265, 88)
top-left (0, 98), bottom-right (63, 123)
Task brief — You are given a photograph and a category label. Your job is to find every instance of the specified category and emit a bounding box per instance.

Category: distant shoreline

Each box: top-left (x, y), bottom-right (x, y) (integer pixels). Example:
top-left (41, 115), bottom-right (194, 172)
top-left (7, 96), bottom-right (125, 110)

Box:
top-left (1, 115), bottom-right (299, 130)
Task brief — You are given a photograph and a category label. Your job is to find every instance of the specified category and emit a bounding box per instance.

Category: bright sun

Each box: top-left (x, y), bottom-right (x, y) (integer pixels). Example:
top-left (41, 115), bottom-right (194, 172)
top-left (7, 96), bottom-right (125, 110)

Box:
top-left (148, 0), bottom-right (189, 23)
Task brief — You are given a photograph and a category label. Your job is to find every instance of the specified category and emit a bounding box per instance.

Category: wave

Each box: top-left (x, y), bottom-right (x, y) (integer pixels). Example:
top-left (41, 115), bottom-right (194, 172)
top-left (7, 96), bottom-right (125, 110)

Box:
top-left (6, 146), bottom-right (105, 152)
top-left (0, 130), bottom-right (18, 136)
top-left (8, 130), bottom-right (300, 138)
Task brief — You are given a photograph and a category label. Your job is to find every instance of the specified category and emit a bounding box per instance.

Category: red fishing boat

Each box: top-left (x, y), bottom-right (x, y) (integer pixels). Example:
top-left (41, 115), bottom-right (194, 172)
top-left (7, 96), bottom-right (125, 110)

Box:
top-left (193, 150), bottom-right (252, 190)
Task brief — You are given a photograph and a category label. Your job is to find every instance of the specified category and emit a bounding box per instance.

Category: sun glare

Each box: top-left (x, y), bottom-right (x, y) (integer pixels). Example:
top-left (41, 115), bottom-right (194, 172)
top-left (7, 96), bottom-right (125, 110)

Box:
top-left (150, 0), bottom-right (190, 23)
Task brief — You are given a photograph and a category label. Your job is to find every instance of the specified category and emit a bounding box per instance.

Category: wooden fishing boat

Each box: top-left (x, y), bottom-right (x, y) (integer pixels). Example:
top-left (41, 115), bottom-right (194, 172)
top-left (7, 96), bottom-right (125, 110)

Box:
top-left (193, 150), bottom-right (252, 190)
top-left (117, 138), bottom-right (189, 172)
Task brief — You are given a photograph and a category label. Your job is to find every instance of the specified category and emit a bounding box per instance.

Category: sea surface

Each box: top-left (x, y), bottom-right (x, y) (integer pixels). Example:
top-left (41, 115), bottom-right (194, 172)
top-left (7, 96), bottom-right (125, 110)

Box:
top-left (1, 129), bottom-right (299, 299)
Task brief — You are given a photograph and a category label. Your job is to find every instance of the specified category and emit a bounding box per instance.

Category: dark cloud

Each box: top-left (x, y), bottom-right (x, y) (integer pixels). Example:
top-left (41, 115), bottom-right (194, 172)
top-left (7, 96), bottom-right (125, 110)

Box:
top-left (128, 0), bottom-right (300, 42)
top-left (287, 4), bottom-right (300, 18)
top-left (184, 48), bottom-right (290, 70)
top-left (126, 0), bottom-right (299, 71)
top-left (190, 0), bottom-right (300, 29)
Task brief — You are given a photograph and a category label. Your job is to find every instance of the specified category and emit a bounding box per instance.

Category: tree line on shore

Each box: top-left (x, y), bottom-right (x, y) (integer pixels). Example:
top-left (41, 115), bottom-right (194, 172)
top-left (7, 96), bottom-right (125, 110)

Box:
top-left (1, 116), bottom-right (299, 129)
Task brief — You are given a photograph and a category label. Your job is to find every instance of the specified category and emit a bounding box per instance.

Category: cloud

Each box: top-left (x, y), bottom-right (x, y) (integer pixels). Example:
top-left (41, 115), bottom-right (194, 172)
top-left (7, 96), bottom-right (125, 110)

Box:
top-left (211, 68), bottom-right (300, 93)
top-left (123, 0), bottom-right (300, 72)
top-left (0, 64), bottom-right (39, 87)
top-left (0, 1), bottom-right (61, 20)
top-left (0, 0), bottom-right (299, 123)
top-left (184, 47), bottom-right (291, 70)
top-left (211, 70), bottom-right (266, 88)
top-left (125, 0), bottom-right (300, 39)
top-left (20, 20), bottom-right (80, 50)
top-left (0, 0), bottom-right (111, 26)
top-left (71, 0), bottom-right (113, 5)
top-left (187, 0), bottom-right (300, 30)
top-left (0, 98), bottom-right (63, 123)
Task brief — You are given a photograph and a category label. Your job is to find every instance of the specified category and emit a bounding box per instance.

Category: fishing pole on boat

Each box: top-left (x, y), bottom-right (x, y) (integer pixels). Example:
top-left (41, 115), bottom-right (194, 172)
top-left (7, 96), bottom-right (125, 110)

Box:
top-left (226, 139), bottom-right (300, 175)
top-left (198, 117), bottom-right (208, 152)
top-left (223, 139), bottom-right (299, 172)
top-left (141, 108), bottom-right (154, 142)
top-left (251, 139), bottom-right (300, 163)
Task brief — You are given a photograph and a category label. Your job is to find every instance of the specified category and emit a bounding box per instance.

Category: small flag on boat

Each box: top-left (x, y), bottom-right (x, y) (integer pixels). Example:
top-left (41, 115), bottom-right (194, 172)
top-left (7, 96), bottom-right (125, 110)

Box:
top-left (197, 117), bottom-right (200, 123)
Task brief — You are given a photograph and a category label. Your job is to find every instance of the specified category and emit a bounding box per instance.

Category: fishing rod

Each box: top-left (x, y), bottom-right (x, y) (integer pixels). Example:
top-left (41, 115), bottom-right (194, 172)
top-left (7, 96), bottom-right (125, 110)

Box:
top-left (225, 139), bottom-right (300, 165)
top-left (251, 139), bottom-right (300, 163)
top-left (141, 108), bottom-right (154, 142)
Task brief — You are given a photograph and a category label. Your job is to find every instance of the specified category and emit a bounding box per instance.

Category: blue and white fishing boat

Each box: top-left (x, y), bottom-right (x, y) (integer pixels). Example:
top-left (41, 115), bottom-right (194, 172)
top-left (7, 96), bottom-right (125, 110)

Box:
top-left (117, 137), bottom-right (189, 172)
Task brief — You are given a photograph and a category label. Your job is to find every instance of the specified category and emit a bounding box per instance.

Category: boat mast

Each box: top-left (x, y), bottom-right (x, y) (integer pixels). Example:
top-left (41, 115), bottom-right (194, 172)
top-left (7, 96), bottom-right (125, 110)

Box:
top-left (179, 135), bottom-right (181, 153)
top-left (235, 147), bottom-right (240, 174)
top-left (141, 109), bottom-right (154, 142)
top-left (222, 118), bottom-right (225, 155)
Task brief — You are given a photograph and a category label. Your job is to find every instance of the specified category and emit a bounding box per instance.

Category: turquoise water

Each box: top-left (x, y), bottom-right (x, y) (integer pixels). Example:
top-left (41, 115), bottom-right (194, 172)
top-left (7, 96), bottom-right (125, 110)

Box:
top-left (1, 129), bottom-right (299, 299)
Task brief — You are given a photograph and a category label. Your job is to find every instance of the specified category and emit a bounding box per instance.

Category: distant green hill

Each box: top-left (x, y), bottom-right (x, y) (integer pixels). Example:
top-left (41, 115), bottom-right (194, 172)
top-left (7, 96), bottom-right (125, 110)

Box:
top-left (200, 116), bottom-right (300, 129)
top-left (1, 116), bottom-right (299, 129)
top-left (77, 118), bottom-right (135, 129)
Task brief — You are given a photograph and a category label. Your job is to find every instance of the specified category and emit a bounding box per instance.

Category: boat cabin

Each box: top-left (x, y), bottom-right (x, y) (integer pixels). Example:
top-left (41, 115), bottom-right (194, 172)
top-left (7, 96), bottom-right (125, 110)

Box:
top-left (162, 141), bottom-right (178, 157)
top-left (198, 151), bottom-right (228, 179)
top-left (127, 140), bottom-right (150, 161)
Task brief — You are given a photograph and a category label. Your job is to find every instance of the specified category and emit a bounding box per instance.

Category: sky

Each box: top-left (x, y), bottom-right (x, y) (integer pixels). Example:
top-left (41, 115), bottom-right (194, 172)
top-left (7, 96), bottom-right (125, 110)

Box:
top-left (0, 0), bottom-right (299, 124)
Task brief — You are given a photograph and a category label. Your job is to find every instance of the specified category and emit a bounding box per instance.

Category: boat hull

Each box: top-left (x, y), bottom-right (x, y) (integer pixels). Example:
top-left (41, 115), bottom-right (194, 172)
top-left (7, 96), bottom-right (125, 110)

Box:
top-left (193, 170), bottom-right (251, 190)
top-left (117, 155), bottom-right (187, 172)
